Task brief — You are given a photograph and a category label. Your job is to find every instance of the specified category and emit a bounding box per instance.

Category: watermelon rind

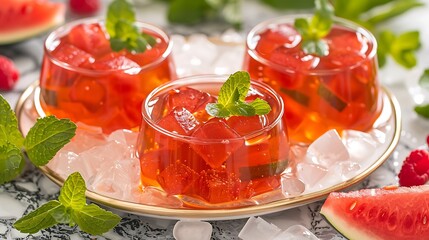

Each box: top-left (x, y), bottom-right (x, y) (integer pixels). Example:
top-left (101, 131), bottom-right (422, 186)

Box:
top-left (321, 204), bottom-right (381, 240)
top-left (0, 5), bottom-right (65, 45)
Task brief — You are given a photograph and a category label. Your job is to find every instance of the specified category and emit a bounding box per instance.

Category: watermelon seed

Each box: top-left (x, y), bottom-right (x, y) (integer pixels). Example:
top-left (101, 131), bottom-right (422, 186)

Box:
top-left (349, 201), bottom-right (357, 211)
top-left (423, 215), bottom-right (427, 225)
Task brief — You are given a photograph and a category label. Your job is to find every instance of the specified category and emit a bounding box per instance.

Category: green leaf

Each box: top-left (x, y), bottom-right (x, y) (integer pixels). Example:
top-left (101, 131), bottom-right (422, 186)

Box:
top-left (24, 116), bottom-right (76, 167)
top-left (205, 71), bottom-right (272, 118)
top-left (415, 104), bottom-right (429, 118)
top-left (72, 204), bottom-right (121, 236)
top-left (418, 69), bottom-right (429, 90)
top-left (366, 0), bottom-right (424, 25)
top-left (260, 0), bottom-right (315, 9)
top-left (250, 98), bottom-right (272, 115)
top-left (59, 172), bottom-right (87, 210)
top-left (0, 143), bottom-right (25, 184)
top-left (0, 95), bottom-right (24, 147)
top-left (106, 0), bottom-right (156, 53)
top-left (294, 0), bottom-right (333, 56)
top-left (167, 0), bottom-right (210, 25)
top-left (218, 71), bottom-right (250, 105)
top-left (14, 200), bottom-right (66, 234)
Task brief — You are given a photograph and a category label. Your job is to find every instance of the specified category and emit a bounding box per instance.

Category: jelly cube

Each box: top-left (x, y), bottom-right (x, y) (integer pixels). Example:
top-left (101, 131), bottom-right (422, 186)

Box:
top-left (255, 24), bottom-right (300, 55)
top-left (190, 118), bottom-right (244, 168)
top-left (67, 23), bottom-right (110, 56)
top-left (70, 77), bottom-right (106, 112)
top-left (157, 107), bottom-right (200, 135)
top-left (166, 87), bottom-right (211, 113)
top-left (157, 162), bottom-right (199, 195)
top-left (270, 46), bottom-right (318, 70)
top-left (92, 53), bottom-right (140, 70)
top-left (195, 169), bottom-right (241, 203)
top-left (226, 115), bottom-right (264, 136)
top-left (51, 43), bottom-right (94, 67)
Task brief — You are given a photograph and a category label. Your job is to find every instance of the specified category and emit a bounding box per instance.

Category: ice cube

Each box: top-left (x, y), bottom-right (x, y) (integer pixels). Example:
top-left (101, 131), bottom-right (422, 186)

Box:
top-left (137, 187), bottom-right (183, 208)
top-left (342, 130), bottom-right (377, 161)
top-left (333, 161), bottom-right (361, 180)
top-left (87, 157), bottom-right (141, 200)
top-left (213, 50), bottom-right (244, 75)
top-left (281, 175), bottom-right (305, 197)
top-left (107, 129), bottom-right (139, 149)
top-left (173, 220), bottom-right (212, 240)
top-left (296, 162), bottom-right (328, 187)
top-left (238, 217), bottom-right (282, 240)
top-left (273, 225), bottom-right (319, 240)
top-left (307, 130), bottom-right (350, 167)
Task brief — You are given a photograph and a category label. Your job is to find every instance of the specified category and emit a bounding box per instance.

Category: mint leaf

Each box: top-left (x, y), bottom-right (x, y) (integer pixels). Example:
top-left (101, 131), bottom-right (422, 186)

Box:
top-left (72, 204), bottom-right (121, 236)
top-left (0, 143), bottom-right (25, 184)
top-left (205, 71), bottom-right (271, 118)
top-left (24, 116), bottom-right (76, 167)
top-left (106, 0), bottom-right (156, 53)
top-left (0, 95), bottom-right (24, 147)
top-left (14, 200), bottom-right (66, 234)
top-left (294, 0), bottom-right (334, 56)
top-left (415, 104), bottom-right (429, 118)
top-left (366, 0), bottom-right (424, 25)
top-left (418, 68), bottom-right (429, 90)
top-left (59, 172), bottom-right (87, 210)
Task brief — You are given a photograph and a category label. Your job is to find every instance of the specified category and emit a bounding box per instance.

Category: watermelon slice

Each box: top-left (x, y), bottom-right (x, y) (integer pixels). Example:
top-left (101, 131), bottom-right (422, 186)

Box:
top-left (320, 186), bottom-right (429, 240)
top-left (0, 0), bottom-right (65, 45)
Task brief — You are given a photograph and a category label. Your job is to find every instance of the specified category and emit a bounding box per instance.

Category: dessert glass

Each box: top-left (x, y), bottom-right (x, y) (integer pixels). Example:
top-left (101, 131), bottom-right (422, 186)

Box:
top-left (243, 15), bottom-right (383, 143)
top-left (136, 74), bottom-right (290, 207)
top-left (38, 18), bottom-right (176, 133)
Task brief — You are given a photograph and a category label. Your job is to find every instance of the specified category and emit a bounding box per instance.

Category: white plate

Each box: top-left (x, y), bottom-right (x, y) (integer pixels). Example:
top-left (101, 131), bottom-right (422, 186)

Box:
top-left (16, 82), bottom-right (401, 220)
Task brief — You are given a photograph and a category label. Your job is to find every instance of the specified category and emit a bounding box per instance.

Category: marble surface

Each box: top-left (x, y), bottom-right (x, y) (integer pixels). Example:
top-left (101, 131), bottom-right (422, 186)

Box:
top-left (1, 0), bottom-right (429, 239)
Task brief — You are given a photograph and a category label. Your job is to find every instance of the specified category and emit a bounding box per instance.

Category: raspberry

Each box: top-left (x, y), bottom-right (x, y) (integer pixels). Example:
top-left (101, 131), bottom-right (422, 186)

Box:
top-left (69, 0), bottom-right (100, 14)
top-left (426, 135), bottom-right (429, 148)
top-left (398, 149), bottom-right (429, 187)
top-left (0, 56), bottom-right (20, 91)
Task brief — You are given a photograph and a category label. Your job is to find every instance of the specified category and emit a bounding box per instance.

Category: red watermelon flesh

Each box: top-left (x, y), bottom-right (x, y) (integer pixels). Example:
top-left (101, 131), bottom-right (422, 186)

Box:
top-left (320, 185), bottom-right (429, 240)
top-left (0, 0), bottom-right (65, 44)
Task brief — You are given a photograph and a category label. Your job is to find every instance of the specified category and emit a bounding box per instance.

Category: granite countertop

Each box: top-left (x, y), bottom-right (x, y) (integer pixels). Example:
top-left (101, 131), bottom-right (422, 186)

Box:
top-left (1, 0), bottom-right (429, 239)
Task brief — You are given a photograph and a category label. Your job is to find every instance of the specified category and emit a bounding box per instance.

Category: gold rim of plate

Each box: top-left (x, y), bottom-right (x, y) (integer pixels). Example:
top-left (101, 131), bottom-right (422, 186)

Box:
top-left (15, 81), bottom-right (402, 220)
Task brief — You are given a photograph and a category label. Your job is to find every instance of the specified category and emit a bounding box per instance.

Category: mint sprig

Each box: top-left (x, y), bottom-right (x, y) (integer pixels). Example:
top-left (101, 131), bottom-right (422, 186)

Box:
top-left (205, 71), bottom-right (271, 118)
top-left (14, 172), bottom-right (121, 235)
top-left (0, 95), bottom-right (76, 184)
top-left (106, 0), bottom-right (156, 53)
top-left (294, 0), bottom-right (334, 56)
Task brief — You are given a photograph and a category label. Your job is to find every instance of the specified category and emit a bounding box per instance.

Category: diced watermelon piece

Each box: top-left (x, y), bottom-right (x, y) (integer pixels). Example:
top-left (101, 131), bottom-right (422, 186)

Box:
top-left (157, 107), bottom-right (200, 135)
top-left (190, 118), bottom-right (244, 168)
top-left (51, 43), bottom-right (94, 67)
top-left (157, 162), bottom-right (199, 195)
top-left (255, 24), bottom-right (300, 56)
top-left (167, 87), bottom-right (212, 113)
top-left (91, 53), bottom-right (140, 70)
top-left (0, 0), bottom-right (65, 44)
top-left (226, 115), bottom-right (264, 136)
top-left (70, 77), bottom-right (106, 112)
top-left (67, 23), bottom-right (110, 56)
top-left (195, 169), bottom-right (241, 203)
top-left (270, 46), bottom-right (318, 70)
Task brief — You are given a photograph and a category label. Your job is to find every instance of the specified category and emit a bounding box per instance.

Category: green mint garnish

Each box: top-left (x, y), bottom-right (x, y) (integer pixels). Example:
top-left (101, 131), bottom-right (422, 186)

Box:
top-left (294, 0), bottom-right (334, 56)
top-left (106, 0), bottom-right (156, 53)
top-left (0, 143), bottom-right (25, 184)
top-left (14, 172), bottom-right (121, 235)
top-left (414, 68), bottom-right (429, 118)
top-left (377, 30), bottom-right (420, 68)
top-left (205, 71), bottom-right (271, 118)
top-left (24, 116), bottom-right (76, 167)
top-left (0, 94), bottom-right (24, 147)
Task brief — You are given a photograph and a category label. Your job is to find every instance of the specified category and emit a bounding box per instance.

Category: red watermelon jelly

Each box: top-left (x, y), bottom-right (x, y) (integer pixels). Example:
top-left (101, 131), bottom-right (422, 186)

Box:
top-left (136, 75), bottom-right (290, 206)
top-left (243, 16), bottom-right (383, 143)
top-left (38, 18), bottom-right (176, 133)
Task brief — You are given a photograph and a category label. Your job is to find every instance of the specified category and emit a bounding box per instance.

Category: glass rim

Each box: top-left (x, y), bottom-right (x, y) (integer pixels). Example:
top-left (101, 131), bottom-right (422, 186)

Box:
top-left (245, 14), bottom-right (378, 75)
top-left (142, 74), bottom-right (285, 143)
top-left (43, 17), bottom-right (173, 75)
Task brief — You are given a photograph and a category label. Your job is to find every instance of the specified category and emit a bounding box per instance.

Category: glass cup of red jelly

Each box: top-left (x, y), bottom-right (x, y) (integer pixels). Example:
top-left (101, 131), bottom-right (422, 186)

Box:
top-left (37, 18), bottom-right (176, 133)
top-left (243, 15), bottom-right (383, 144)
top-left (136, 74), bottom-right (290, 207)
